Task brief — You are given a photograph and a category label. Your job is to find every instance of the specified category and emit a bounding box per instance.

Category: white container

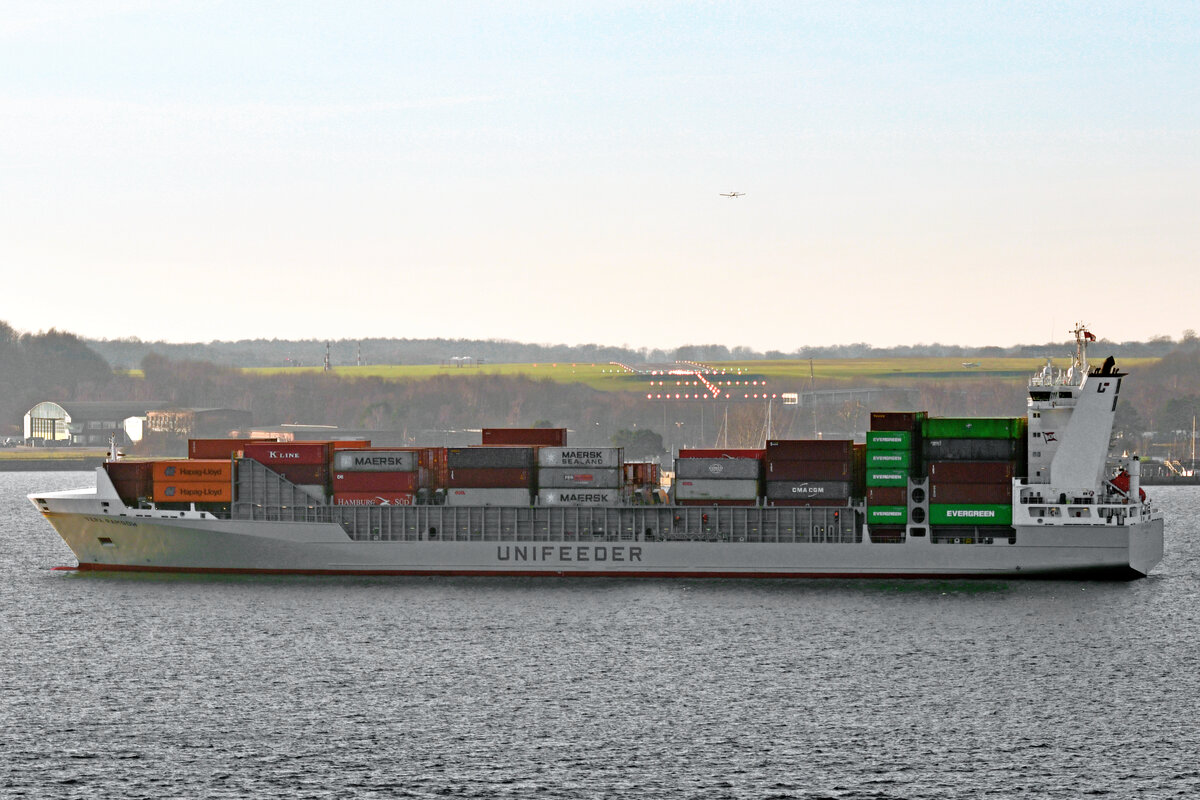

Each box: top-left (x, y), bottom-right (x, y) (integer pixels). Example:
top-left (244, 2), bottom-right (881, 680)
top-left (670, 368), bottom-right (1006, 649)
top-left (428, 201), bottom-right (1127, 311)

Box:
top-left (674, 458), bottom-right (761, 480)
top-left (537, 488), bottom-right (621, 506)
top-left (674, 478), bottom-right (759, 501)
top-left (537, 447), bottom-right (623, 469)
top-left (332, 449), bottom-right (417, 472)
top-left (444, 487), bottom-right (532, 506)
top-left (537, 468), bottom-right (621, 489)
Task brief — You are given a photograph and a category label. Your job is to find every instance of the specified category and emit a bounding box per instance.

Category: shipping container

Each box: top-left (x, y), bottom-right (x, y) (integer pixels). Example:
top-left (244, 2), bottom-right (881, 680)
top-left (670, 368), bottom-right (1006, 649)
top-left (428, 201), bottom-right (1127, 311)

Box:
top-left (482, 428), bottom-right (566, 446)
top-left (922, 438), bottom-right (1023, 461)
top-left (852, 443), bottom-right (866, 499)
top-left (764, 459), bottom-right (851, 481)
top-left (768, 498), bottom-right (849, 507)
top-left (332, 471), bottom-right (420, 492)
top-left (673, 458), bottom-right (761, 481)
top-left (922, 417), bottom-right (1027, 440)
top-left (243, 441), bottom-right (330, 466)
top-left (677, 448), bottom-right (764, 459)
top-left (867, 506), bottom-right (908, 525)
top-left (446, 447), bottom-right (534, 469)
top-left (676, 498), bottom-right (758, 507)
top-left (537, 447), bottom-right (623, 469)
top-left (446, 467), bottom-right (531, 488)
top-left (189, 438), bottom-right (271, 460)
top-left (104, 461), bottom-right (154, 504)
top-left (865, 450), bottom-right (913, 468)
top-left (865, 469), bottom-right (910, 487)
top-left (622, 462), bottom-right (660, 487)
top-left (151, 460), bottom-right (233, 483)
top-left (674, 478), bottom-right (760, 501)
top-left (869, 525), bottom-right (906, 542)
top-left (537, 468), bottom-right (622, 489)
top-left (332, 449), bottom-right (418, 472)
top-left (930, 482), bottom-right (1012, 504)
top-left (927, 460), bottom-right (1019, 483)
top-left (265, 464), bottom-right (329, 486)
top-left (536, 488), bottom-right (621, 506)
top-left (929, 504), bottom-right (1013, 526)
top-left (329, 440), bottom-right (371, 450)
top-left (331, 492), bottom-right (416, 506)
top-left (764, 481), bottom-right (852, 500)
top-left (444, 488), bottom-right (532, 506)
top-left (865, 431), bottom-right (913, 450)
top-left (152, 482), bottom-right (233, 503)
top-left (765, 439), bottom-right (854, 459)
top-left (866, 486), bottom-right (907, 506)
top-left (870, 411), bottom-right (926, 432)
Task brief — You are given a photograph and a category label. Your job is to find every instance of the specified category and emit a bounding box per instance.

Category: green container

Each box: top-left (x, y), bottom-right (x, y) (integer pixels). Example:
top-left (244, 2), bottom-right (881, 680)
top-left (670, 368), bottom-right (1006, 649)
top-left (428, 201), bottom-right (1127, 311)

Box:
top-left (866, 430), bottom-right (912, 450)
top-left (929, 504), bottom-right (1013, 526)
top-left (866, 450), bottom-right (912, 468)
top-left (922, 417), bottom-right (1027, 440)
top-left (867, 505), bottom-right (908, 525)
top-left (866, 469), bottom-right (910, 487)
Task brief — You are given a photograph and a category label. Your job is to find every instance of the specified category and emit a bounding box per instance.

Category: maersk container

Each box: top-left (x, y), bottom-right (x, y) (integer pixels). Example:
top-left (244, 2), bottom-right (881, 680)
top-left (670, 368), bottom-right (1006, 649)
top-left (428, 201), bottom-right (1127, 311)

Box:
top-left (446, 447), bottom-right (534, 469)
top-left (537, 447), bottom-right (623, 469)
top-left (865, 431), bottom-right (913, 450)
top-left (929, 503), bottom-right (1013, 526)
top-left (930, 482), bottom-right (1012, 504)
top-left (866, 486), bottom-right (907, 506)
top-left (332, 471), bottom-right (420, 492)
top-left (927, 460), bottom-right (1017, 483)
top-left (536, 488), bottom-right (620, 506)
top-left (444, 487), bottom-right (532, 506)
top-left (332, 449), bottom-right (417, 472)
top-left (922, 417), bottom-right (1027, 440)
top-left (922, 438), bottom-right (1022, 461)
top-left (865, 450), bottom-right (912, 468)
top-left (765, 459), bottom-right (850, 481)
top-left (866, 469), bottom-right (910, 487)
top-left (766, 439), bottom-right (853, 459)
top-left (764, 481), bottom-right (852, 500)
top-left (674, 479), bottom-right (760, 501)
top-left (867, 505), bottom-right (907, 525)
top-left (446, 468), bottom-right (531, 488)
top-left (537, 468), bottom-right (621, 489)
top-left (674, 458), bottom-right (761, 481)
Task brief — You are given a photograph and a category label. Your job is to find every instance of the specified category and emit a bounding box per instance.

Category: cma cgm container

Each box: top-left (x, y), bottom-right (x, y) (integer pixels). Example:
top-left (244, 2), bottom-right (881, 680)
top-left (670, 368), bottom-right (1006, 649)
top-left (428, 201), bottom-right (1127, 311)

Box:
top-left (674, 458), bottom-right (761, 481)
top-left (446, 447), bottom-right (534, 470)
top-left (445, 487), bottom-right (532, 506)
top-left (764, 481), bottom-right (852, 501)
top-left (482, 428), bottom-right (566, 446)
top-left (537, 447), bottom-right (622, 468)
top-left (538, 469), bottom-right (621, 489)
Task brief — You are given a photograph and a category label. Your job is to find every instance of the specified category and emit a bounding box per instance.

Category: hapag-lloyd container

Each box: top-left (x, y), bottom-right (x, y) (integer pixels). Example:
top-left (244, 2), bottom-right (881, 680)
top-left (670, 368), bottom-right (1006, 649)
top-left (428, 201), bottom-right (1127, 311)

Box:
top-left (152, 482), bottom-right (232, 503)
top-left (673, 458), bottom-right (761, 481)
top-left (674, 479), bottom-right (759, 500)
top-left (536, 488), bottom-right (620, 506)
top-left (152, 460), bottom-right (233, 483)
top-left (765, 459), bottom-right (850, 481)
top-left (446, 468), bottom-right (532, 488)
top-left (332, 449), bottom-right (418, 472)
top-left (332, 471), bottom-right (420, 492)
top-left (536, 447), bottom-right (623, 469)
top-left (332, 492), bottom-right (416, 506)
top-left (537, 468), bottom-right (621, 489)
top-left (446, 447), bottom-right (534, 469)
top-left (764, 481), bottom-right (852, 500)
top-left (444, 487), bottom-right (532, 506)
top-left (243, 441), bottom-right (329, 466)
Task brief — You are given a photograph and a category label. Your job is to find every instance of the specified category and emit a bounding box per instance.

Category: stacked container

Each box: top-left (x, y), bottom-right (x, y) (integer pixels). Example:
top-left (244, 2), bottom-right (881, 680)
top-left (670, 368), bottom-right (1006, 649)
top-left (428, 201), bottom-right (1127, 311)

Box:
top-left (537, 447), bottom-right (623, 506)
top-left (151, 459), bottom-right (233, 505)
top-left (763, 440), bottom-right (854, 506)
top-left (188, 438), bottom-right (274, 460)
top-left (445, 447), bottom-right (534, 506)
top-left (864, 412), bottom-right (925, 530)
top-left (482, 428), bottom-right (567, 446)
top-left (922, 417), bottom-right (1027, 529)
top-left (242, 441), bottom-right (332, 502)
top-left (331, 448), bottom-right (419, 506)
top-left (674, 448), bottom-right (763, 506)
top-left (104, 460), bottom-right (154, 506)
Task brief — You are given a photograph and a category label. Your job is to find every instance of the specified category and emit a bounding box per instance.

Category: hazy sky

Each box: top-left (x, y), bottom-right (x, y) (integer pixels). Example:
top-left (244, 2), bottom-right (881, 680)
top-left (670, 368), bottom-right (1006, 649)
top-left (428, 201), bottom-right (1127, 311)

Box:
top-left (3, 1), bottom-right (1197, 350)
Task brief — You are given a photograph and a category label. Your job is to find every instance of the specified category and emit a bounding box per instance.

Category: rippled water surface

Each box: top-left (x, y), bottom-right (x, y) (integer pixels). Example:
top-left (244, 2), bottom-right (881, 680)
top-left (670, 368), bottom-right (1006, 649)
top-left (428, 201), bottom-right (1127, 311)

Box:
top-left (3, 472), bottom-right (1199, 798)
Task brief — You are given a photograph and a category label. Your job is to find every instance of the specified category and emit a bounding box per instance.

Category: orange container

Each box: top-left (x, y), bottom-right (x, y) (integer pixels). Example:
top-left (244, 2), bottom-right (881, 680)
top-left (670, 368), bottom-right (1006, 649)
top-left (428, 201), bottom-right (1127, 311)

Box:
top-left (152, 460), bottom-right (233, 483)
top-left (152, 482), bottom-right (233, 503)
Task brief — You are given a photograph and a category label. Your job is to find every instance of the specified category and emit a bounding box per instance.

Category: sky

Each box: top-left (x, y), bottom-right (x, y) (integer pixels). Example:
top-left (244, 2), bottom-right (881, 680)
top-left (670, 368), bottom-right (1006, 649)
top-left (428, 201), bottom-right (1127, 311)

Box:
top-left (2, 1), bottom-right (1197, 351)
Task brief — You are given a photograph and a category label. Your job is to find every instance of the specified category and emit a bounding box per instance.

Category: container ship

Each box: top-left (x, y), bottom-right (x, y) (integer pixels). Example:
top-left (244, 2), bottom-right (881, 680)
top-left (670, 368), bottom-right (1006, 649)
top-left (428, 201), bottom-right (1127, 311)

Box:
top-left (30, 326), bottom-right (1164, 579)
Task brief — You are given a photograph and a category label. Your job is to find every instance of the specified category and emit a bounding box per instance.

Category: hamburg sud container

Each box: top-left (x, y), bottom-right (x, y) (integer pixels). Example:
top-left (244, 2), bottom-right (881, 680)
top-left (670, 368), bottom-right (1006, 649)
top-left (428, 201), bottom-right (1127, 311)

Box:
top-left (332, 493), bottom-right (415, 506)
top-left (445, 487), bottom-right (532, 506)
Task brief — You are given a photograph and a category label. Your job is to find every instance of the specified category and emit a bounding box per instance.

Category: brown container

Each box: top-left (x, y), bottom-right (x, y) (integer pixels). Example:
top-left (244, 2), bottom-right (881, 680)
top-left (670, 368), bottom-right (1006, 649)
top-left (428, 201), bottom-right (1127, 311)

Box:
top-left (152, 481), bottom-right (233, 503)
top-left (930, 482), bottom-right (1013, 504)
top-left (677, 449), bottom-right (764, 459)
top-left (447, 467), bottom-right (532, 488)
top-left (189, 438), bottom-right (271, 460)
top-left (329, 440), bottom-right (371, 451)
top-left (243, 441), bottom-right (330, 466)
top-left (623, 462), bottom-right (660, 486)
top-left (767, 498), bottom-right (849, 507)
top-left (765, 439), bottom-right (854, 460)
top-left (152, 460), bottom-right (233, 483)
top-left (676, 499), bottom-right (758, 506)
top-left (482, 428), bottom-right (567, 446)
top-left (332, 471), bottom-right (419, 492)
top-left (105, 461), bottom-right (153, 503)
top-left (870, 412), bottom-right (925, 432)
top-left (927, 461), bottom-right (1017, 484)
top-left (866, 486), bottom-right (907, 506)
top-left (765, 459), bottom-right (851, 481)
top-left (270, 464), bottom-right (330, 486)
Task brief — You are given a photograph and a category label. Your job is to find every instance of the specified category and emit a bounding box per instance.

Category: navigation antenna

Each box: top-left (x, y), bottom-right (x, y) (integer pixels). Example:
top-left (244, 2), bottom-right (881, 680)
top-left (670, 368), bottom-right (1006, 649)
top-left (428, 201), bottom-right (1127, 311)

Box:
top-left (1070, 322), bottom-right (1094, 383)
top-left (323, 342), bottom-right (331, 373)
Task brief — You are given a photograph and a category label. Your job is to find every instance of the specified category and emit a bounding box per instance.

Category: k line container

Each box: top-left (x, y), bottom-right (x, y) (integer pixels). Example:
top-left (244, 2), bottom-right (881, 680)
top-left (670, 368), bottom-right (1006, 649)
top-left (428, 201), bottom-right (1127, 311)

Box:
top-left (930, 482), bottom-right (1012, 504)
top-left (674, 458), bottom-right (761, 480)
top-left (152, 482), bottom-right (232, 503)
top-left (922, 417), bottom-right (1026, 440)
top-left (865, 450), bottom-right (913, 468)
top-left (332, 471), bottom-right (420, 492)
top-left (922, 438), bottom-right (1023, 461)
top-left (447, 447), bottom-right (534, 469)
top-left (764, 481), bottom-right (852, 500)
top-left (331, 492), bottom-right (416, 506)
top-left (446, 468), bottom-right (531, 488)
top-left (537, 447), bottom-right (623, 468)
top-left (927, 461), bottom-right (1017, 483)
top-left (482, 428), bottom-right (566, 446)
top-left (537, 468), bottom-right (621, 489)
top-left (243, 441), bottom-right (330, 466)
top-left (867, 505), bottom-right (908, 525)
top-left (444, 487), bottom-right (532, 506)
top-left (765, 439), bottom-right (854, 460)
top-left (865, 431), bottom-right (913, 450)
top-left (536, 488), bottom-right (621, 506)
top-left (332, 449), bottom-right (418, 472)
top-left (674, 479), bottom-right (760, 501)
top-left (765, 459), bottom-right (851, 481)
top-left (865, 469), bottom-right (910, 487)
top-left (866, 486), bottom-right (907, 506)
top-left (929, 504), bottom-right (1013, 526)
top-left (152, 460), bottom-right (233, 483)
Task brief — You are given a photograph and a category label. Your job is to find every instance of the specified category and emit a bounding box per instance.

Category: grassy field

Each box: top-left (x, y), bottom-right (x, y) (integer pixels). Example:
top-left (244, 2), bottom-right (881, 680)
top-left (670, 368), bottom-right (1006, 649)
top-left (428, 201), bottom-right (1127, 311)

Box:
top-left (0, 448), bottom-right (109, 460)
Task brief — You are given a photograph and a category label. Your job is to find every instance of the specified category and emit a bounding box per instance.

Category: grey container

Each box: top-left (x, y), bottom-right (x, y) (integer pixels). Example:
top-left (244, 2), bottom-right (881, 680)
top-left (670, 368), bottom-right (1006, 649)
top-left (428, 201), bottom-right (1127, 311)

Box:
top-left (332, 449), bottom-right (417, 472)
top-left (538, 468), bottom-right (622, 489)
top-left (674, 478), bottom-right (760, 500)
top-left (444, 487), bottom-right (532, 506)
top-left (447, 447), bottom-right (534, 469)
top-left (674, 458), bottom-right (761, 480)
top-left (537, 488), bottom-right (621, 506)
top-left (537, 447), bottom-right (623, 469)
top-left (764, 481), bottom-right (852, 500)
top-left (921, 438), bottom-right (1022, 461)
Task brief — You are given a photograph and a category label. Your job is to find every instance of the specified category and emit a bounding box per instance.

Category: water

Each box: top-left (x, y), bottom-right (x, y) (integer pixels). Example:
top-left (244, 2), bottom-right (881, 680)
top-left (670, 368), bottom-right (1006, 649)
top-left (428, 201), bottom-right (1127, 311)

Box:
top-left (3, 472), bottom-right (1198, 799)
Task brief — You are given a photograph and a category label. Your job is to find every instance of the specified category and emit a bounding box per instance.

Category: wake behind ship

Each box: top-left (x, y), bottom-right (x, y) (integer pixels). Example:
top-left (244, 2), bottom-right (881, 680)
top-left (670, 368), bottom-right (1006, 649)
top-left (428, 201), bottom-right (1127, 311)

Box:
top-left (30, 326), bottom-right (1164, 579)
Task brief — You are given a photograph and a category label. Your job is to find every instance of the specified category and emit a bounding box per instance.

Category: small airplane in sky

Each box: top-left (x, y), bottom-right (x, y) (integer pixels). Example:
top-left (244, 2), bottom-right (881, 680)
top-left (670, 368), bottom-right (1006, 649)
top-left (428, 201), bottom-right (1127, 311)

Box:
top-left (719, 191), bottom-right (745, 198)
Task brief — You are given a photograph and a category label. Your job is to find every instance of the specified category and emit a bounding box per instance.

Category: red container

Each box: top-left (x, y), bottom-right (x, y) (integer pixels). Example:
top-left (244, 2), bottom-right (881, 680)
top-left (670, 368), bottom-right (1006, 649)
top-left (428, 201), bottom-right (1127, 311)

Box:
top-left (930, 482), bottom-right (1012, 504)
top-left (870, 412), bottom-right (925, 432)
top-left (271, 464), bottom-right (329, 485)
top-left (765, 459), bottom-right (851, 481)
top-left (765, 439), bottom-right (854, 459)
top-left (329, 440), bottom-right (371, 450)
top-left (866, 486), bottom-right (907, 506)
top-left (332, 471), bottom-right (419, 492)
top-left (332, 492), bottom-right (416, 506)
top-left (768, 498), bottom-right (848, 507)
top-left (927, 461), bottom-right (1016, 484)
top-left (623, 462), bottom-right (660, 486)
top-left (482, 428), bottom-right (567, 446)
top-left (243, 441), bottom-right (330, 466)
top-left (676, 499), bottom-right (758, 506)
top-left (446, 467), bottom-right (532, 488)
top-left (677, 449), bottom-right (764, 459)
top-left (189, 438), bottom-right (269, 460)
top-left (104, 461), bottom-right (153, 502)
